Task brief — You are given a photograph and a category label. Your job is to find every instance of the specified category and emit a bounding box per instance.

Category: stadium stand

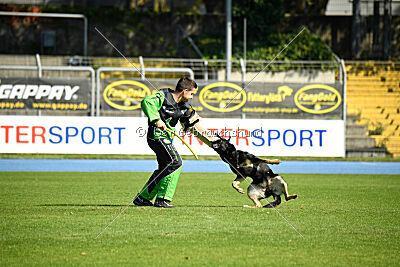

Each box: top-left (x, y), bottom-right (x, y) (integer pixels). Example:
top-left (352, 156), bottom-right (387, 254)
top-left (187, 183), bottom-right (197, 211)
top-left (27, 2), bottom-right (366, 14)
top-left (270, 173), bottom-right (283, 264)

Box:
top-left (346, 61), bottom-right (400, 158)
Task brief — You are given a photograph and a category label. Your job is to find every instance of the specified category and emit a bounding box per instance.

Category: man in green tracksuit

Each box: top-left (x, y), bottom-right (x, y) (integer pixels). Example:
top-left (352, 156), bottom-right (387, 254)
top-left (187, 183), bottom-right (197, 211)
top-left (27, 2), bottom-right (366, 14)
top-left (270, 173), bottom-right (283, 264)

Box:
top-left (133, 77), bottom-right (198, 208)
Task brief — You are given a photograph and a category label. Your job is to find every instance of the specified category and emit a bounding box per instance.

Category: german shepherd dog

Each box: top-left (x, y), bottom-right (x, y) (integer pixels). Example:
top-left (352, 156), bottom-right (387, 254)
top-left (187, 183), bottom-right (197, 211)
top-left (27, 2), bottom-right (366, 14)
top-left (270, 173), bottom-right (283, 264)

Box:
top-left (211, 136), bottom-right (297, 208)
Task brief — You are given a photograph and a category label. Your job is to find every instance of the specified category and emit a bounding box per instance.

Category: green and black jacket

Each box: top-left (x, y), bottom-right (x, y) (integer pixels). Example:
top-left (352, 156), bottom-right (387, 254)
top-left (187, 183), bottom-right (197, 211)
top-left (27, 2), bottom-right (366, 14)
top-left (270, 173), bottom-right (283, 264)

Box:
top-left (141, 88), bottom-right (194, 139)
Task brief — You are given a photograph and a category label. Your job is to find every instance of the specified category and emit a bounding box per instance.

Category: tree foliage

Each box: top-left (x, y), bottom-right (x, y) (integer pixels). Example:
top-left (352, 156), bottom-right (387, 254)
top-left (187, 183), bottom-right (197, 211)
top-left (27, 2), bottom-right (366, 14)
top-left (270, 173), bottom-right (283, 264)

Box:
top-left (195, 0), bottom-right (334, 60)
top-left (232, 0), bottom-right (285, 43)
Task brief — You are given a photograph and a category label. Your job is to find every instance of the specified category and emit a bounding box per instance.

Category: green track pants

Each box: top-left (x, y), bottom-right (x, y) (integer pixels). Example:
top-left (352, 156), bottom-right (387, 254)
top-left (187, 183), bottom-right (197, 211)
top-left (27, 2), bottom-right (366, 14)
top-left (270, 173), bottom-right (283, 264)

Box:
top-left (139, 137), bottom-right (182, 202)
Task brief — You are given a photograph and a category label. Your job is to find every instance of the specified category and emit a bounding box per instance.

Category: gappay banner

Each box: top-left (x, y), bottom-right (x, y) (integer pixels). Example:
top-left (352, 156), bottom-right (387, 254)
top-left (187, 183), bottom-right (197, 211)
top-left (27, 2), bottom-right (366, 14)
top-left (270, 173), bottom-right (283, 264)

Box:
top-left (0, 77), bottom-right (91, 111)
top-left (100, 79), bottom-right (343, 117)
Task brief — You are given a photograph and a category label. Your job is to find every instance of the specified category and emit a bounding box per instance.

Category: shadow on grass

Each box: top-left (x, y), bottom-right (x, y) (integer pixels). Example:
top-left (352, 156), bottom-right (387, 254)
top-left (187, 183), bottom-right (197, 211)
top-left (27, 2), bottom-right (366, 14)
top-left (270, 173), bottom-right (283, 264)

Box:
top-left (173, 204), bottom-right (244, 208)
top-left (38, 204), bottom-right (243, 208)
top-left (38, 204), bottom-right (124, 207)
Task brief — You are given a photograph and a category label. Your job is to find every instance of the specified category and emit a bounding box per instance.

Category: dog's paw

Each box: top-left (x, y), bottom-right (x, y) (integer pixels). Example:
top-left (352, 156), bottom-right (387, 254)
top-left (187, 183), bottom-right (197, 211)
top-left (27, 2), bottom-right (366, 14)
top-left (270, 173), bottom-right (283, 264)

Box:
top-left (263, 204), bottom-right (276, 208)
top-left (232, 182), bottom-right (245, 194)
top-left (237, 188), bottom-right (245, 194)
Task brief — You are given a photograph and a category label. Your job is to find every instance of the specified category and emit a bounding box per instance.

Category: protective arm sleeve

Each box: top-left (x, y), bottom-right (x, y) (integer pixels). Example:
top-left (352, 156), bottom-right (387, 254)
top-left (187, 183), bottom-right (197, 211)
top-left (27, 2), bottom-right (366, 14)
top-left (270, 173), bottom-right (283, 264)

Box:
top-left (141, 90), bottom-right (165, 123)
top-left (180, 108), bottom-right (218, 147)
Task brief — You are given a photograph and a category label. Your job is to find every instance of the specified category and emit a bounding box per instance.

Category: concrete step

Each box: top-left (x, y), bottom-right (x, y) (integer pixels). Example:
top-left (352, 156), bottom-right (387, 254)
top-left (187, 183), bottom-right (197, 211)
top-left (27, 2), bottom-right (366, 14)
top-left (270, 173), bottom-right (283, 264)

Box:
top-left (346, 147), bottom-right (388, 158)
top-left (346, 115), bottom-right (359, 124)
top-left (346, 136), bottom-right (376, 149)
top-left (346, 124), bottom-right (367, 136)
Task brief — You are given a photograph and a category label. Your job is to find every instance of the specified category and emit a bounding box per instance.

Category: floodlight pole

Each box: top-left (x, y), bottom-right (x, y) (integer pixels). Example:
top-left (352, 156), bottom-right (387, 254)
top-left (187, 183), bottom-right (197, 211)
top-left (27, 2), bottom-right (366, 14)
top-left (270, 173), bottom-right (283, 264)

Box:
top-left (226, 0), bottom-right (232, 81)
top-left (0, 11), bottom-right (88, 56)
top-left (243, 17), bottom-right (247, 67)
top-left (351, 0), bottom-right (361, 58)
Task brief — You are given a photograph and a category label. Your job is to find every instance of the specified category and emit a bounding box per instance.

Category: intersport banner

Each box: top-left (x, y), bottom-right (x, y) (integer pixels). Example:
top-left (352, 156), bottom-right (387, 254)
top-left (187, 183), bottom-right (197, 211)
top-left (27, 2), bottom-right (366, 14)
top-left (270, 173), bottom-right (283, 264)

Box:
top-left (0, 116), bottom-right (345, 157)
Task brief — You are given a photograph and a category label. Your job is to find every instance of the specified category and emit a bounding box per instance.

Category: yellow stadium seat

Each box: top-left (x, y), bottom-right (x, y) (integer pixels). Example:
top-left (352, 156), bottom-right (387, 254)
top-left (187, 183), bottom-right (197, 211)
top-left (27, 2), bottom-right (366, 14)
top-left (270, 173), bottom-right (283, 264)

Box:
top-left (346, 62), bottom-right (400, 157)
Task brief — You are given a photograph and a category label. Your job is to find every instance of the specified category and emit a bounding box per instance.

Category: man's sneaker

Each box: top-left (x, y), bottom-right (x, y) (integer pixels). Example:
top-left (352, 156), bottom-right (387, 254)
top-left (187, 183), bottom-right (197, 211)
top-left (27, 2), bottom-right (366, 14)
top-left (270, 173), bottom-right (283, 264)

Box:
top-left (133, 195), bottom-right (153, 206)
top-left (154, 198), bottom-right (175, 208)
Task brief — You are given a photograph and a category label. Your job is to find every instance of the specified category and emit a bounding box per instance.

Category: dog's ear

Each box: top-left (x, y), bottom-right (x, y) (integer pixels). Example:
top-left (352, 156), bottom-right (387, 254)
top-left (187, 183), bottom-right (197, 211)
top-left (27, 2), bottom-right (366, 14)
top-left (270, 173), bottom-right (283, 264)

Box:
top-left (228, 136), bottom-right (232, 142)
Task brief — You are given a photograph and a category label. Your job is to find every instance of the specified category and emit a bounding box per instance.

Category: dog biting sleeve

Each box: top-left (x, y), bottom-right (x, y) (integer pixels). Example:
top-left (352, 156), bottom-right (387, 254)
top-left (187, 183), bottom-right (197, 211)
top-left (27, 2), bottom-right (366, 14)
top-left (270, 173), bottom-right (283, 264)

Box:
top-left (141, 90), bottom-right (165, 123)
top-left (180, 105), bottom-right (199, 131)
top-left (180, 110), bottom-right (218, 147)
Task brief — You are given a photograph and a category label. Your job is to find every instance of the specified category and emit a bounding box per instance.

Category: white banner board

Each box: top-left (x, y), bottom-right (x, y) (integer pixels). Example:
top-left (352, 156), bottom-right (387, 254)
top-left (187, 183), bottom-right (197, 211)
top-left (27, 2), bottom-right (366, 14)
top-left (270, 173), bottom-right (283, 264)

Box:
top-left (0, 116), bottom-right (345, 157)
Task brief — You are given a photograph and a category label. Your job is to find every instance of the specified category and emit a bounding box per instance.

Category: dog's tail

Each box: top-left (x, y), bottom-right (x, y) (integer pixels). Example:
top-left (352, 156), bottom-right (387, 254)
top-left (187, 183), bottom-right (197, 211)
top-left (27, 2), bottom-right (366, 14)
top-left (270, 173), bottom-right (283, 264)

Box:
top-left (282, 180), bottom-right (298, 201)
top-left (264, 159), bottom-right (280, 165)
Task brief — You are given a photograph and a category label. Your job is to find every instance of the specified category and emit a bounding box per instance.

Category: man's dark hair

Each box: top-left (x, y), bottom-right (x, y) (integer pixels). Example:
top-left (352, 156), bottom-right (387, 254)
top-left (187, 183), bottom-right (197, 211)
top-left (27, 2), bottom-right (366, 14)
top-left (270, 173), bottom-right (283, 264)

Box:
top-left (175, 77), bottom-right (197, 92)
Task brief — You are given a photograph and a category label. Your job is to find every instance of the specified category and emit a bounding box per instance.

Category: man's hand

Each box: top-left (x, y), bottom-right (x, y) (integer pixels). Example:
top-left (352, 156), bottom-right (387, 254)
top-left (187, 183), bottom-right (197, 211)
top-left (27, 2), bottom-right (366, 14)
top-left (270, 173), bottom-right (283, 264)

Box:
top-left (155, 119), bottom-right (167, 130)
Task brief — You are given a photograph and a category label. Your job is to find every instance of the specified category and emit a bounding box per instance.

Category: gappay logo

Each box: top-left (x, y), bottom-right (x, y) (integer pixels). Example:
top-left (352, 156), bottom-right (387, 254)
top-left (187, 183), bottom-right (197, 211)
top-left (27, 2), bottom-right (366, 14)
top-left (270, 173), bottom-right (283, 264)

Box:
top-left (0, 84), bottom-right (79, 100)
top-left (294, 84), bottom-right (341, 114)
top-left (103, 80), bottom-right (151, 110)
top-left (199, 82), bottom-right (246, 112)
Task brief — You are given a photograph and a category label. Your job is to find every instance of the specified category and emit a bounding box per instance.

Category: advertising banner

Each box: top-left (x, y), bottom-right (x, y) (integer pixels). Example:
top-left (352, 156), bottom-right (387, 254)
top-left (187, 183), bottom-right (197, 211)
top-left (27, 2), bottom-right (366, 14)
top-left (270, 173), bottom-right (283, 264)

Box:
top-left (197, 82), bottom-right (343, 117)
top-left (174, 118), bottom-right (345, 157)
top-left (0, 77), bottom-right (91, 111)
top-left (101, 79), bottom-right (175, 111)
top-left (0, 116), bottom-right (345, 157)
top-left (100, 79), bottom-right (343, 118)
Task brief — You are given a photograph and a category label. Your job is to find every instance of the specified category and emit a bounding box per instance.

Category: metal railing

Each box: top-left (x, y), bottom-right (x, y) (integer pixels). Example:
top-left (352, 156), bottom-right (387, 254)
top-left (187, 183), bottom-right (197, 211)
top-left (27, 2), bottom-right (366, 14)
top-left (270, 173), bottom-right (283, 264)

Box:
top-left (10, 55), bottom-right (340, 81)
top-left (62, 56), bottom-right (341, 83)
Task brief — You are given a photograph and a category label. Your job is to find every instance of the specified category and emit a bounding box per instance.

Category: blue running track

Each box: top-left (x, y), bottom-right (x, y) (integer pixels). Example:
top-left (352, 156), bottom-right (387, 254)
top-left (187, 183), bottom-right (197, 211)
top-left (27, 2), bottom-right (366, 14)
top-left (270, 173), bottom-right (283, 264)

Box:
top-left (0, 159), bottom-right (400, 174)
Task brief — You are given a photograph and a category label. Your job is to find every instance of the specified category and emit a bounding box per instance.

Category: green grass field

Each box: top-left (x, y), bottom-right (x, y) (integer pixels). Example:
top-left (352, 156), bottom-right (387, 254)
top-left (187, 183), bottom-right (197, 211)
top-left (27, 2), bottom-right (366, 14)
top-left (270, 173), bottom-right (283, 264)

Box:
top-left (0, 171), bottom-right (399, 265)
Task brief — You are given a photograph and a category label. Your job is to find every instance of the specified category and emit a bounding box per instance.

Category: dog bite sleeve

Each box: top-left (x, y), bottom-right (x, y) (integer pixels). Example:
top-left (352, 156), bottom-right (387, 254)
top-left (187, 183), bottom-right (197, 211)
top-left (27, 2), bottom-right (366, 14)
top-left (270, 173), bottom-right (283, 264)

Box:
top-left (180, 111), bottom-right (218, 147)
